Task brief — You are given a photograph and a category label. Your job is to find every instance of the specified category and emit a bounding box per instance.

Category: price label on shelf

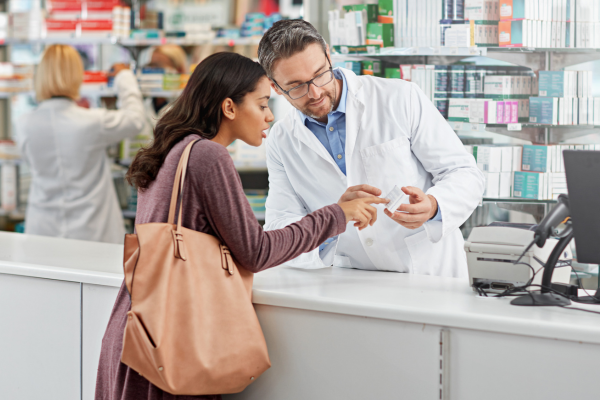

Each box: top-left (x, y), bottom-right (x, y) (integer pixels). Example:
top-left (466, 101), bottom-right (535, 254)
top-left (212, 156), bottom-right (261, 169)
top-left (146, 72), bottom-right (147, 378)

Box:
top-left (452, 122), bottom-right (464, 131)
top-left (469, 47), bottom-right (479, 55)
top-left (471, 123), bottom-right (485, 131)
top-left (507, 123), bottom-right (522, 131)
top-left (450, 47), bottom-right (458, 55)
top-left (432, 47), bottom-right (441, 54)
top-left (411, 47), bottom-right (418, 54)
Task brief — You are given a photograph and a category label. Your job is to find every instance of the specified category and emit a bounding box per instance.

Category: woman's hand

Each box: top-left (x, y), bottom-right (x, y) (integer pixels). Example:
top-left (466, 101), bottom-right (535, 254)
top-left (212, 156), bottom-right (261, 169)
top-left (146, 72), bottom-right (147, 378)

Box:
top-left (338, 196), bottom-right (389, 230)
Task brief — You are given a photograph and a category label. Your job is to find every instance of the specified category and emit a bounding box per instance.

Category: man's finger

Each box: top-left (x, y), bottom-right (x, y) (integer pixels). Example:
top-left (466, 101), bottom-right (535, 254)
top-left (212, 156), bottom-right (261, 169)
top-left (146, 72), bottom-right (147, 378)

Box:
top-left (398, 202), bottom-right (429, 214)
top-left (348, 184), bottom-right (382, 196)
top-left (401, 186), bottom-right (424, 199)
top-left (360, 196), bottom-right (390, 205)
top-left (390, 211), bottom-right (427, 223)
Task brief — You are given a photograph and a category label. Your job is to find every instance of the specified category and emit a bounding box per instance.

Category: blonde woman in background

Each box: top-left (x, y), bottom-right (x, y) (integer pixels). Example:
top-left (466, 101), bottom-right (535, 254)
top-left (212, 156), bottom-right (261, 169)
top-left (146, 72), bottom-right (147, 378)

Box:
top-left (15, 44), bottom-right (145, 244)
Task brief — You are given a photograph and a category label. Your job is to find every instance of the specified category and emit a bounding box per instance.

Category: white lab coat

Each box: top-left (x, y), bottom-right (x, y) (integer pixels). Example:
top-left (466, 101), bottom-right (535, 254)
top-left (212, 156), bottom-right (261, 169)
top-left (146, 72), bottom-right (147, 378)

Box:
top-left (15, 70), bottom-right (145, 244)
top-left (264, 68), bottom-right (485, 277)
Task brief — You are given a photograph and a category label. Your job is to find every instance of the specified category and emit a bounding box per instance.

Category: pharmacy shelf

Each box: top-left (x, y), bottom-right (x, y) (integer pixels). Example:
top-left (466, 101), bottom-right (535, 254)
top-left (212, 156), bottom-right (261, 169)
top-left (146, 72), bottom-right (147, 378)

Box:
top-left (2, 36), bottom-right (262, 47)
top-left (234, 162), bottom-right (268, 172)
top-left (0, 91), bottom-right (27, 98)
top-left (487, 47), bottom-right (600, 53)
top-left (2, 88), bottom-right (183, 99)
top-left (447, 120), bottom-right (600, 143)
top-left (332, 46), bottom-right (488, 57)
top-left (483, 197), bottom-right (557, 204)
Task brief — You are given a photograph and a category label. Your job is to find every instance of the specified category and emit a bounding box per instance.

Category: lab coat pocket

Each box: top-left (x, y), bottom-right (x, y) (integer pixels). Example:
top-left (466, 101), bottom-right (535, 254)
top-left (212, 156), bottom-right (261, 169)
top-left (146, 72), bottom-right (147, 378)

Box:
top-left (361, 137), bottom-right (417, 194)
top-left (404, 229), bottom-right (444, 276)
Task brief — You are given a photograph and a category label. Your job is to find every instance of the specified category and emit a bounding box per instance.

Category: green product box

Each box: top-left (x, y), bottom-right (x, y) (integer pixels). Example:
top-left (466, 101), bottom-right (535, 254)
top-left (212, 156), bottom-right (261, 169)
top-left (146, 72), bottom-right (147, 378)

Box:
top-left (385, 68), bottom-right (400, 79)
top-left (366, 23), bottom-right (394, 48)
top-left (342, 4), bottom-right (379, 23)
top-left (331, 45), bottom-right (380, 55)
top-left (361, 60), bottom-right (383, 77)
top-left (378, 0), bottom-right (394, 22)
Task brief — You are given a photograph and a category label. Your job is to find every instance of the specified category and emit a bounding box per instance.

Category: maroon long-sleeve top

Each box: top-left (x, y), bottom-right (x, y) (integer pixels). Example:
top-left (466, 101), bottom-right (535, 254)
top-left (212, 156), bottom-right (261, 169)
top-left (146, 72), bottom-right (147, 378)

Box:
top-left (95, 134), bottom-right (346, 400)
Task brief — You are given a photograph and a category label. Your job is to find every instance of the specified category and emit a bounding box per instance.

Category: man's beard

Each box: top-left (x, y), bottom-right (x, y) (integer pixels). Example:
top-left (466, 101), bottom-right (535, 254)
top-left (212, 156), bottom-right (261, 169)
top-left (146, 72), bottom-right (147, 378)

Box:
top-left (299, 90), bottom-right (335, 120)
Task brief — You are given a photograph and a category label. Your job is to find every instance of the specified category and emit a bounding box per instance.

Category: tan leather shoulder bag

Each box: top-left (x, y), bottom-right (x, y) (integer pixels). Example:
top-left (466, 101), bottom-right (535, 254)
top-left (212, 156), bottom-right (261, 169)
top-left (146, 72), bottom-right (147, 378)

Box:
top-left (121, 139), bottom-right (271, 395)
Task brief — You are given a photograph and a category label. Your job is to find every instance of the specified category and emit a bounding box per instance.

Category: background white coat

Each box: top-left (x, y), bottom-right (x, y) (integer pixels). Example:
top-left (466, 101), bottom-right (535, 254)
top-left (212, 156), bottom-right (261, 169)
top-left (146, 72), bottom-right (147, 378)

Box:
top-left (15, 70), bottom-right (145, 244)
top-left (264, 68), bottom-right (485, 277)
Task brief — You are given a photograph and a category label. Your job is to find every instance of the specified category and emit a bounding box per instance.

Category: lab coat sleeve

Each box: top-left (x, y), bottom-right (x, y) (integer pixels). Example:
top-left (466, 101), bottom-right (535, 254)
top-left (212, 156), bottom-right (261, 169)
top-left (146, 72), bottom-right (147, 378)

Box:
top-left (408, 83), bottom-right (485, 243)
top-left (100, 69), bottom-right (145, 146)
top-left (264, 134), bottom-right (336, 269)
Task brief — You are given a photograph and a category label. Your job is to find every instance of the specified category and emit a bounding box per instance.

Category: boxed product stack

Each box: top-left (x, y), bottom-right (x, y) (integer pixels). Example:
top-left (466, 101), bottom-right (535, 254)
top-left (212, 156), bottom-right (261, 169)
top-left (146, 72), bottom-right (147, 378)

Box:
top-left (80, 0), bottom-right (115, 37)
top-left (394, 0), bottom-right (442, 47)
top-left (81, 71), bottom-right (108, 91)
top-left (500, 0), bottom-right (600, 48)
top-left (361, 60), bottom-right (383, 77)
top-left (329, 1), bottom-right (395, 48)
top-left (182, 23), bottom-right (213, 42)
top-left (137, 67), bottom-right (164, 93)
top-left (0, 63), bottom-right (34, 93)
top-left (530, 70), bottom-right (600, 125)
top-left (111, 6), bottom-right (131, 38)
top-left (228, 140), bottom-right (267, 168)
top-left (45, 0), bottom-right (80, 37)
top-left (384, 64), bottom-right (436, 107)
top-left (240, 13), bottom-right (266, 37)
top-left (513, 144), bottom-right (598, 200)
top-left (334, 61), bottom-right (362, 75)
top-left (11, 10), bottom-right (45, 40)
top-left (465, 144), bottom-right (522, 198)
top-left (0, 12), bottom-right (8, 41)
top-left (245, 190), bottom-right (267, 215)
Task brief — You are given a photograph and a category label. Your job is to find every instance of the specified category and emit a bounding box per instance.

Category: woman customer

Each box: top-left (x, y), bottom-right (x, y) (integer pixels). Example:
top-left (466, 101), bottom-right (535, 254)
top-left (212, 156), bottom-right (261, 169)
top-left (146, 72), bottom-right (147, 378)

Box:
top-left (95, 52), bottom-right (387, 400)
top-left (15, 44), bottom-right (145, 244)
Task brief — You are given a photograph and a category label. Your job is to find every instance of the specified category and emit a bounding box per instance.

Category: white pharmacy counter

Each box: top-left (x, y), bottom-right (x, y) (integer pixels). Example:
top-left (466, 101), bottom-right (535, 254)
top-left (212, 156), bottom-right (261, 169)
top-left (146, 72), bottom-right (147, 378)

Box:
top-left (0, 232), bottom-right (599, 400)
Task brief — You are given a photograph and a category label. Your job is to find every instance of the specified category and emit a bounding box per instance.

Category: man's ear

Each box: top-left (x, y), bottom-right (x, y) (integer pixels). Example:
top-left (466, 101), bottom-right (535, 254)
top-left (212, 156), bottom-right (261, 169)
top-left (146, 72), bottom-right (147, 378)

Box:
top-left (326, 44), bottom-right (332, 63)
top-left (221, 98), bottom-right (236, 121)
top-left (270, 80), bottom-right (283, 96)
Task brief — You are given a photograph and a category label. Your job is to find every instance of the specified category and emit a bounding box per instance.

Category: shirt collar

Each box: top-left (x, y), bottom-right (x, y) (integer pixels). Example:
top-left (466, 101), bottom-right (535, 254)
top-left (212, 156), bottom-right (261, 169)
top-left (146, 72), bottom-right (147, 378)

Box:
top-left (298, 68), bottom-right (348, 126)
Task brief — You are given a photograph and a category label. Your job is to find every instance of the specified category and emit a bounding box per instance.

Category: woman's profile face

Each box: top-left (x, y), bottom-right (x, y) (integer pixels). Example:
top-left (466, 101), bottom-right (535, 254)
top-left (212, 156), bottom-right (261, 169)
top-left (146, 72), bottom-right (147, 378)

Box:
top-left (231, 77), bottom-right (275, 147)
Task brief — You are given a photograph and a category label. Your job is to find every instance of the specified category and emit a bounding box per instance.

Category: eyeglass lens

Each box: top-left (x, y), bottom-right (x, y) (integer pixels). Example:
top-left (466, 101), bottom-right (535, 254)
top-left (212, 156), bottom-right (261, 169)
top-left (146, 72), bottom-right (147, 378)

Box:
top-left (288, 70), bottom-right (334, 100)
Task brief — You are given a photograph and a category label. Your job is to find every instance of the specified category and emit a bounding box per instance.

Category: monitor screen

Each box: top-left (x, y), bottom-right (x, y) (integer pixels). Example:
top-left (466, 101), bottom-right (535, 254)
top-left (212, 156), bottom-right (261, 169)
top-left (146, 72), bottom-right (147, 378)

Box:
top-left (564, 150), bottom-right (600, 264)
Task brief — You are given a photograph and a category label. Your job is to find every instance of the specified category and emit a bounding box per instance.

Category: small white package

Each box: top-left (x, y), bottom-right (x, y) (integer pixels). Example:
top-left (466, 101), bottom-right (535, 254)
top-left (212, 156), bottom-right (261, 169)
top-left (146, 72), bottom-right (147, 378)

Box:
top-left (384, 185), bottom-right (407, 213)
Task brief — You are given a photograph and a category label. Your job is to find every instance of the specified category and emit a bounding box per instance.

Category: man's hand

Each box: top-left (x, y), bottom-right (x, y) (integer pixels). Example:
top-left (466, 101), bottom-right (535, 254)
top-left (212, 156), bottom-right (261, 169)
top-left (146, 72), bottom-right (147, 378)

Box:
top-left (384, 186), bottom-right (438, 230)
top-left (338, 184), bottom-right (383, 204)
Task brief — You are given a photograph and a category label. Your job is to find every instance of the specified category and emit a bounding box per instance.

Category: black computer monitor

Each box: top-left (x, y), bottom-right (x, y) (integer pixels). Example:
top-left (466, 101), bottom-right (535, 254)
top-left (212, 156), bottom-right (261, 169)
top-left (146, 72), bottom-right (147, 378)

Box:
top-left (563, 150), bottom-right (600, 264)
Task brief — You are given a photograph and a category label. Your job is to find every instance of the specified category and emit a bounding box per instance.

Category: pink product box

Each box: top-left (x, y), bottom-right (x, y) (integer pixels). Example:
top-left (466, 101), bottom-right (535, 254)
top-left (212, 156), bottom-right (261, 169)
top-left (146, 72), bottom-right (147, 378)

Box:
top-left (511, 101), bottom-right (519, 123)
top-left (497, 102), bottom-right (504, 124)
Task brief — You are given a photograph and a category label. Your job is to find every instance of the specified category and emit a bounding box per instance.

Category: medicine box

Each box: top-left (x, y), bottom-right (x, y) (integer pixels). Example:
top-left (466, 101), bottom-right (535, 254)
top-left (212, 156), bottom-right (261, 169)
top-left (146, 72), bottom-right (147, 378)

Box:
top-left (484, 75), bottom-right (512, 98)
top-left (538, 71), bottom-right (574, 97)
top-left (384, 68), bottom-right (400, 79)
top-left (361, 60), bottom-right (383, 77)
top-left (513, 171), bottom-right (544, 199)
top-left (500, 0), bottom-right (525, 20)
top-left (483, 172), bottom-right (501, 198)
top-left (473, 145), bottom-right (503, 173)
top-left (449, 99), bottom-right (471, 122)
top-left (500, 171), bottom-right (512, 197)
top-left (529, 97), bottom-right (558, 124)
top-left (342, 4), bottom-right (378, 23)
top-left (334, 61), bottom-right (362, 75)
top-left (522, 145), bottom-right (551, 172)
top-left (465, 0), bottom-right (501, 21)
top-left (499, 19), bottom-right (523, 47)
top-left (366, 23), bottom-right (394, 47)
top-left (378, 0), bottom-right (394, 23)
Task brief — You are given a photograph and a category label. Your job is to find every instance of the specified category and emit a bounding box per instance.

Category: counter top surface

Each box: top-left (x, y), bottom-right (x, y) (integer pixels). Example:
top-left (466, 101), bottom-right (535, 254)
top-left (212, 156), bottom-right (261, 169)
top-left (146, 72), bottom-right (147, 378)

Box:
top-left (1, 232), bottom-right (600, 344)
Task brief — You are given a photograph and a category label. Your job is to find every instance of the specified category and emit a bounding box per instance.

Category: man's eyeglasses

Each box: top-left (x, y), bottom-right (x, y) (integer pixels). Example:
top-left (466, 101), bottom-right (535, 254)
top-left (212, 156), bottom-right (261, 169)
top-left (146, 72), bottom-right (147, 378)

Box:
top-left (273, 63), bottom-right (335, 100)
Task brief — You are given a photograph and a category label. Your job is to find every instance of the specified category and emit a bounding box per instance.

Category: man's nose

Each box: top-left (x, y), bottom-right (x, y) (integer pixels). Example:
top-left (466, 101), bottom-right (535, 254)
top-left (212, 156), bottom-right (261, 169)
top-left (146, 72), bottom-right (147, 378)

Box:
top-left (307, 83), bottom-right (323, 99)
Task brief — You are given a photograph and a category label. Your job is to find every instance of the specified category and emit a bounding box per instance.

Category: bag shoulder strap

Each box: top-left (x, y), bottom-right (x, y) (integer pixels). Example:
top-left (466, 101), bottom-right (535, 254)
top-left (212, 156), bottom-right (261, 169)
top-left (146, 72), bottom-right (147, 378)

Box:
top-left (167, 138), bottom-right (201, 225)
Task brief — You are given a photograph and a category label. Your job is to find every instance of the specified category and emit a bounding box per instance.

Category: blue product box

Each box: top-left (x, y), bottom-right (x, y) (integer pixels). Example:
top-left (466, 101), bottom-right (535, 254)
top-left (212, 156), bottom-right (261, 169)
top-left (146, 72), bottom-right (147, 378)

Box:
top-left (538, 71), bottom-right (566, 97)
top-left (334, 61), bottom-right (362, 75)
top-left (529, 97), bottom-right (557, 124)
top-left (513, 171), bottom-right (542, 199)
top-left (522, 145), bottom-right (550, 172)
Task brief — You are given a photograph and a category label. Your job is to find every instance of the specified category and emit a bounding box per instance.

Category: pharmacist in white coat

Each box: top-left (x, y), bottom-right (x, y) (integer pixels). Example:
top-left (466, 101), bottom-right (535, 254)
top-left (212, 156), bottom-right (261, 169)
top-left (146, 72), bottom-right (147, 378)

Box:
top-left (15, 45), bottom-right (144, 244)
top-left (258, 21), bottom-right (485, 277)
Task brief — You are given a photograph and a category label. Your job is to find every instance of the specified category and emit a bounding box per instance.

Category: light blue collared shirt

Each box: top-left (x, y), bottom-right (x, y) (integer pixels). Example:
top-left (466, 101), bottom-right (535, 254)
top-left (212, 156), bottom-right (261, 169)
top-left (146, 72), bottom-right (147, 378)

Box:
top-left (298, 69), bottom-right (441, 255)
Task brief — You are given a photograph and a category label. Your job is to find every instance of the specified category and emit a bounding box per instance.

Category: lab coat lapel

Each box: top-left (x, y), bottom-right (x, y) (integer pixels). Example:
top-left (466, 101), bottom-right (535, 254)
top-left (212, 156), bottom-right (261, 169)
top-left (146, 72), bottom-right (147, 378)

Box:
top-left (291, 112), bottom-right (346, 178)
top-left (340, 69), bottom-right (364, 162)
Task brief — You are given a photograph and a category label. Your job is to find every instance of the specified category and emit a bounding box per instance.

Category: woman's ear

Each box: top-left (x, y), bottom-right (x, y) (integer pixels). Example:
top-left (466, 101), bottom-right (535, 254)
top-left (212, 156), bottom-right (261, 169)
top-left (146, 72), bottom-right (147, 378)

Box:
top-left (221, 98), bottom-right (236, 121)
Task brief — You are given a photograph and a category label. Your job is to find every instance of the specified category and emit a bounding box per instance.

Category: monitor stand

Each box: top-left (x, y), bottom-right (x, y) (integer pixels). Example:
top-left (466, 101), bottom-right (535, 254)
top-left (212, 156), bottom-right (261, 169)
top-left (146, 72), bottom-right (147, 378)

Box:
top-left (511, 292), bottom-right (571, 306)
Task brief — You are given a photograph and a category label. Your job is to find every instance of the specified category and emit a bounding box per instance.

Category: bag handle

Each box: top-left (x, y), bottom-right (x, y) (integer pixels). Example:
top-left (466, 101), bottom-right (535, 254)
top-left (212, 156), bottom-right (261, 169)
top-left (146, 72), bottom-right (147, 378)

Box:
top-left (167, 139), bottom-right (200, 225)
top-left (167, 139), bottom-right (200, 260)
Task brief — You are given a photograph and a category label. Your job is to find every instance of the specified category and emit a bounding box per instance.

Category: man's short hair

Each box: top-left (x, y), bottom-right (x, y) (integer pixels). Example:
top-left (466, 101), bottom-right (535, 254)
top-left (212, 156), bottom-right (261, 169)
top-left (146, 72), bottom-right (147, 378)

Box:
top-left (258, 19), bottom-right (327, 79)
